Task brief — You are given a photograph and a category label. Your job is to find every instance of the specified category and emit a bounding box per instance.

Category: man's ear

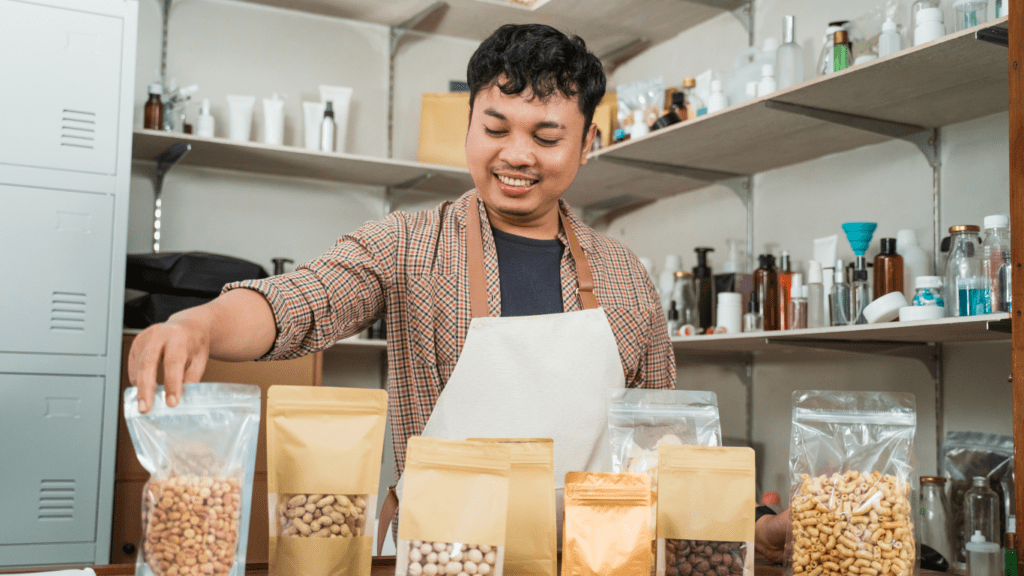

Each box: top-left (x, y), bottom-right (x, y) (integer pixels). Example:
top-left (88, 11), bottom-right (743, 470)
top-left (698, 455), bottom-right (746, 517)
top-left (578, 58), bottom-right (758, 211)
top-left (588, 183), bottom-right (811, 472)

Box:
top-left (580, 123), bottom-right (598, 166)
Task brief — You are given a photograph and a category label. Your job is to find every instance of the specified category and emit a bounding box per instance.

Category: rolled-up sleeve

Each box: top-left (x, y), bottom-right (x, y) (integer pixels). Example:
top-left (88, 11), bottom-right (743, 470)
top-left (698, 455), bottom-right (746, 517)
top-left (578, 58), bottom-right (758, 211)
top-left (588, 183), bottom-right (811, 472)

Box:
top-left (636, 280), bottom-right (676, 390)
top-left (222, 215), bottom-right (400, 361)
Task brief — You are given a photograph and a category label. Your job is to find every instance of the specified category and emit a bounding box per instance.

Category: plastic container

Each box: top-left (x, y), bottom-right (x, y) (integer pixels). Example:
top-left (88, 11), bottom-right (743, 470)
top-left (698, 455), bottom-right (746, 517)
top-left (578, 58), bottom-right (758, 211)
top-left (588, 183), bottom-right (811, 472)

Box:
top-left (920, 477), bottom-right (954, 564)
top-left (914, 7), bottom-right (946, 46)
top-left (878, 17), bottom-right (903, 57)
top-left (786, 274), bottom-right (807, 329)
top-left (262, 93), bottom-right (285, 146)
top-left (196, 98), bottom-right (215, 138)
top-left (965, 476), bottom-right (1000, 557)
top-left (862, 291), bottom-right (909, 323)
top-left (981, 214), bottom-right (1011, 313)
top-left (706, 80), bottom-right (728, 114)
top-left (899, 305), bottom-right (945, 321)
top-left (777, 15), bottom-right (804, 90)
top-left (319, 85), bottom-right (352, 153)
top-left (716, 292), bottom-right (743, 335)
top-left (897, 229), bottom-right (931, 304)
top-left (303, 101), bottom-right (326, 150)
top-left (914, 276), bottom-right (946, 307)
top-left (944, 225), bottom-right (983, 316)
top-left (757, 64), bottom-right (777, 97)
top-left (226, 95), bottom-right (255, 142)
top-left (954, 0), bottom-right (989, 31)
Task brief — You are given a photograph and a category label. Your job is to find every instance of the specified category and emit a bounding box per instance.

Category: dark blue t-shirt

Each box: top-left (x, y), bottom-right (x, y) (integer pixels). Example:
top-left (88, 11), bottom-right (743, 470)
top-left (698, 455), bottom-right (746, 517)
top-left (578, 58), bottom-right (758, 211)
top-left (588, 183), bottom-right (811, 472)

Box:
top-left (491, 227), bottom-right (565, 317)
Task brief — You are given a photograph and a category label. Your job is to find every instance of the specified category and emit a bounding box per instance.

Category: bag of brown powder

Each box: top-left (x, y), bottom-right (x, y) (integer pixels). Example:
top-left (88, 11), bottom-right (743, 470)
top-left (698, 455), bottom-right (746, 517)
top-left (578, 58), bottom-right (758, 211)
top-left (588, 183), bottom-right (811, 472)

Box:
top-left (562, 472), bottom-right (652, 576)
top-left (468, 438), bottom-right (556, 576)
top-left (396, 437), bottom-right (512, 576)
top-left (656, 445), bottom-right (755, 576)
top-left (266, 386), bottom-right (388, 576)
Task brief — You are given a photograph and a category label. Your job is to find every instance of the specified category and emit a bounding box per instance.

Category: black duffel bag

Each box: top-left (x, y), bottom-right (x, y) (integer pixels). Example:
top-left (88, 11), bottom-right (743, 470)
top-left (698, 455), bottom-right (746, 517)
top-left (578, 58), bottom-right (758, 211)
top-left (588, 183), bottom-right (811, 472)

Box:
top-left (126, 251), bottom-right (269, 297)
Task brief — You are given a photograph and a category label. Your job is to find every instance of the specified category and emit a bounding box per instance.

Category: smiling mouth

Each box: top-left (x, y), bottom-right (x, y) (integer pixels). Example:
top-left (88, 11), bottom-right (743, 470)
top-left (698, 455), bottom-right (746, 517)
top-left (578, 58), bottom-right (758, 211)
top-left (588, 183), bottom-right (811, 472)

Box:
top-left (496, 174), bottom-right (539, 187)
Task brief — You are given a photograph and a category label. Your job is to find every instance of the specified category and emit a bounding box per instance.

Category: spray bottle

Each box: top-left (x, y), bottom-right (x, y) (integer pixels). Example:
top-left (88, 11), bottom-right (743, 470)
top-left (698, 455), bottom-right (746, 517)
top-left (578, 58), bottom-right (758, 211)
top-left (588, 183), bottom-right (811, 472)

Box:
top-left (842, 222), bottom-right (879, 325)
top-left (694, 247), bottom-right (715, 330)
top-left (807, 260), bottom-right (826, 328)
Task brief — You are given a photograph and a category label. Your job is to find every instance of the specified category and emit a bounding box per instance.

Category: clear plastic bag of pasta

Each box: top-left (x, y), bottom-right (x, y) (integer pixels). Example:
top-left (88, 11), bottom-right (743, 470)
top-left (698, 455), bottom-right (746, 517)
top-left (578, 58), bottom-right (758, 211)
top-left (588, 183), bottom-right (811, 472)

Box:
top-left (123, 383), bottom-right (261, 576)
top-left (787, 391), bottom-right (918, 576)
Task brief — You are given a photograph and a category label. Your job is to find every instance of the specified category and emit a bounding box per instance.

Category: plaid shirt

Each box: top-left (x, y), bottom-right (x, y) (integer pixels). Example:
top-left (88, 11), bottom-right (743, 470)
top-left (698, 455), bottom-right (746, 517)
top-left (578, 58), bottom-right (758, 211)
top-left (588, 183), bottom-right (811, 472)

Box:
top-left (225, 191), bottom-right (675, 479)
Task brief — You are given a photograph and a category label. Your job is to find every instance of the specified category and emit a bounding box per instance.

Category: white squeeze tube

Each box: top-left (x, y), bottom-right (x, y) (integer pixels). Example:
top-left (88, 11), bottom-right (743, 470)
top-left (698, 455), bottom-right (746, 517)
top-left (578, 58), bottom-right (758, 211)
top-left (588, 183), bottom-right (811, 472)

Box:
top-left (226, 95), bottom-right (255, 142)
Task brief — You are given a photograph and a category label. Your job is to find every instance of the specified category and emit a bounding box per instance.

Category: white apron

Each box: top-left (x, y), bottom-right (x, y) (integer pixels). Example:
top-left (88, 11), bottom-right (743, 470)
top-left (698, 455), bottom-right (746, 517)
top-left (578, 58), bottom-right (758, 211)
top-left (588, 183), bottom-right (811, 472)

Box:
top-left (402, 192), bottom-right (626, 541)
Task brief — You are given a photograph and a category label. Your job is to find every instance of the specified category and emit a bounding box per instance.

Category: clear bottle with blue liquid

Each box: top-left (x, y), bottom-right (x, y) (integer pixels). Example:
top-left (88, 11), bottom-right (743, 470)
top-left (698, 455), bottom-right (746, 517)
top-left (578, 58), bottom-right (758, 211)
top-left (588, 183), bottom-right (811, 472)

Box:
top-left (944, 225), bottom-right (983, 317)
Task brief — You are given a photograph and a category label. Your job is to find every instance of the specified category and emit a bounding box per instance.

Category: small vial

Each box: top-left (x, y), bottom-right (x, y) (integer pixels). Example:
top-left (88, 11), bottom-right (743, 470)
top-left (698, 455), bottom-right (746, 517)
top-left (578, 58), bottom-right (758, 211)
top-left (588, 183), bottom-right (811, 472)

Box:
top-left (913, 276), bottom-right (945, 307)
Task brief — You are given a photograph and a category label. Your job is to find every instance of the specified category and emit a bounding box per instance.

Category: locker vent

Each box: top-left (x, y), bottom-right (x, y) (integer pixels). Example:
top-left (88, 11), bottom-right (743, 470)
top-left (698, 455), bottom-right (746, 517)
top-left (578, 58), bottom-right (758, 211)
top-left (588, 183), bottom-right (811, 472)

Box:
top-left (39, 479), bottom-right (75, 521)
top-left (61, 110), bottom-right (96, 149)
top-left (51, 291), bottom-right (86, 332)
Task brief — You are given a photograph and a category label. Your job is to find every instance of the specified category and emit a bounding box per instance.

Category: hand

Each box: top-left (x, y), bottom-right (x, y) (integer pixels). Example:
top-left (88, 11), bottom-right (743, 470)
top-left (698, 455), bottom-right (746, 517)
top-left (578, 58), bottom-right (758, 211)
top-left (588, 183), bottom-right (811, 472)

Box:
top-left (754, 507), bottom-right (791, 564)
top-left (128, 313), bottom-right (211, 413)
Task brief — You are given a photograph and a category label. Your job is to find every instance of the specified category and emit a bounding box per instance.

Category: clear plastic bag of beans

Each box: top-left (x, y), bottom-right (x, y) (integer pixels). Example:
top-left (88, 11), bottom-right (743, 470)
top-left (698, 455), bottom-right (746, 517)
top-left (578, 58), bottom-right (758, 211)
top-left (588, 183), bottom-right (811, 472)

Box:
top-left (787, 391), bottom-right (918, 576)
top-left (124, 383), bottom-right (261, 576)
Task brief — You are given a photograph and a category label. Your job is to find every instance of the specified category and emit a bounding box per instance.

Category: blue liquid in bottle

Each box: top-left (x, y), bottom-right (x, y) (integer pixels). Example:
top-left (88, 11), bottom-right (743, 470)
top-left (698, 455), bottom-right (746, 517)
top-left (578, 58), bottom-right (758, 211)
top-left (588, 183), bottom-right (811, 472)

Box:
top-left (959, 287), bottom-right (993, 316)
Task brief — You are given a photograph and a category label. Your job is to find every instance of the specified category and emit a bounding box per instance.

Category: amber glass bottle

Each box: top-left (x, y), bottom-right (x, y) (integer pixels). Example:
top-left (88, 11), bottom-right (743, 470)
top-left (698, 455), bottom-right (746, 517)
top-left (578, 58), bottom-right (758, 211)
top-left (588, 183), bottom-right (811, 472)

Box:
top-left (873, 238), bottom-right (904, 301)
top-left (144, 83), bottom-right (163, 130)
top-left (754, 254), bottom-right (780, 330)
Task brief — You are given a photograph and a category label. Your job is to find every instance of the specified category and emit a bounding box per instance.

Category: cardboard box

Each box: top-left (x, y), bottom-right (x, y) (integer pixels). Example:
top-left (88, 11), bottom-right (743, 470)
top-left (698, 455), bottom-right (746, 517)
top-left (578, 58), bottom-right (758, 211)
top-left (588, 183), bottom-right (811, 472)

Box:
top-left (417, 92), bottom-right (470, 168)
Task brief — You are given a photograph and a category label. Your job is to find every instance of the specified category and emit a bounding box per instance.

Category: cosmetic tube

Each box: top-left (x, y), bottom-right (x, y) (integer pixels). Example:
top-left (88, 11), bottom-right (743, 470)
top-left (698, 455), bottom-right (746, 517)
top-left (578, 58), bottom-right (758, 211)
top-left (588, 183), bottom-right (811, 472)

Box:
top-left (226, 95), bottom-right (255, 142)
top-left (263, 93), bottom-right (285, 146)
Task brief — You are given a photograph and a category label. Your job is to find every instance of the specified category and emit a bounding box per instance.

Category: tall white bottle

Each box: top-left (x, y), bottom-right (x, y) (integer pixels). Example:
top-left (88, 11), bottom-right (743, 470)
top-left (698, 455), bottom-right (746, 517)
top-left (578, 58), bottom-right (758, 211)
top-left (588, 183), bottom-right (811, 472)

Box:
top-left (896, 229), bottom-right (931, 304)
top-left (659, 254), bottom-right (682, 315)
top-left (777, 15), bottom-right (805, 90)
top-left (878, 18), bottom-right (902, 57)
top-left (706, 79), bottom-right (728, 114)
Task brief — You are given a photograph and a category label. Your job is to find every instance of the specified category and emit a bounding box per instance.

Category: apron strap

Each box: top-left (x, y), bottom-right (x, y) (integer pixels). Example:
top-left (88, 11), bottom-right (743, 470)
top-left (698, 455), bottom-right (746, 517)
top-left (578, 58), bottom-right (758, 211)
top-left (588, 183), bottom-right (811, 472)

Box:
top-left (376, 485), bottom-right (399, 557)
top-left (466, 191), bottom-right (598, 317)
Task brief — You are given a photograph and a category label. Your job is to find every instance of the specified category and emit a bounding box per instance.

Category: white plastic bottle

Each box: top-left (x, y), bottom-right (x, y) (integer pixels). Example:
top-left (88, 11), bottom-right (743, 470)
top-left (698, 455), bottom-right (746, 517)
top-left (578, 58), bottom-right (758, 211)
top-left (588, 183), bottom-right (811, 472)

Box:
top-left (896, 229), bottom-right (931, 305)
top-left (706, 80), bottom-right (728, 114)
top-left (878, 18), bottom-right (902, 57)
top-left (196, 98), bottom-right (215, 138)
top-left (914, 7), bottom-right (945, 46)
top-left (659, 254), bottom-right (682, 315)
top-left (777, 15), bottom-right (805, 90)
top-left (757, 64), bottom-right (777, 97)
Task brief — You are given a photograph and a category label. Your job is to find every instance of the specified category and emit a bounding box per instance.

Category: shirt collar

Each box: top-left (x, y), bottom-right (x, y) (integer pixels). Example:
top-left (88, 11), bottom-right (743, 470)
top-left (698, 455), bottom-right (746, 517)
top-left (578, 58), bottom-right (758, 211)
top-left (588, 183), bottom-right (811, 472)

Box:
top-left (454, 190), bottom-right (595, 252)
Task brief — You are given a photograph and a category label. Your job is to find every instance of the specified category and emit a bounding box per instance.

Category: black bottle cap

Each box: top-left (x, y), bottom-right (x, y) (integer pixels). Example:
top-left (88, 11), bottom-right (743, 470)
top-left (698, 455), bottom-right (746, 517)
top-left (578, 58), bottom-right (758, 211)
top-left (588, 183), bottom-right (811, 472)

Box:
top-left (940, 236), bottom-right (951, 253)
top-left (668, 300), bottom-right (680, 320)
top-left (324, 100), bottom-right (335, 118)
top-left (652, 110), bottom-right (682, 130)
top-left (880, 238), bottom-right (897, 255)
top-left (853, 269), bottom-right (868, 281)
top-left (758, 254), bottom-right (776, 270)
top-left (693, 247), bottom-right (714, 278)
top-left (748, 290), bottom-right (759, 313)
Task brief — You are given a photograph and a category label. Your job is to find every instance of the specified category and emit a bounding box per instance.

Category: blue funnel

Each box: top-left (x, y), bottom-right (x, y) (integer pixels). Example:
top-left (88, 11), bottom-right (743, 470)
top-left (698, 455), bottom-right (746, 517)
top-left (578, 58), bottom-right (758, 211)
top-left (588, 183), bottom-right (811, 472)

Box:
top-left (842, 222), bottom-right (878, 256)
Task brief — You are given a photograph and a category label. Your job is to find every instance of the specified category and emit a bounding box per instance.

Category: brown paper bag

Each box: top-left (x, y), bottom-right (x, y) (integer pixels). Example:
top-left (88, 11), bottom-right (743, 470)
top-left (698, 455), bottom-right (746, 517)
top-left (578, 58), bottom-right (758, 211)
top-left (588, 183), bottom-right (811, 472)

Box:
top-left (562, 472), bottom-right (652, 576)
top-left (468, 438), bottom-right (556, 576)
top-left (266, 386), bottom-right (388, 576)
top-left (656, 445), bottom-right (756, 576)
top-left (417, 92), bottom-right (470, 168)
top-left (396, 437), bottom-right (512, 576)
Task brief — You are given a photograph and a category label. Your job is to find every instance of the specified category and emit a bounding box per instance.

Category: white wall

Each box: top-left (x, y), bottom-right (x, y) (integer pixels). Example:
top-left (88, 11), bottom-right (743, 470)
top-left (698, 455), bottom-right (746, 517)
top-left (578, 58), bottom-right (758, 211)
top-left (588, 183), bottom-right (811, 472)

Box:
top-left (603, 0), bottom-right (1012, 504)
top-left (130, 0), bottom-right (1013, 505)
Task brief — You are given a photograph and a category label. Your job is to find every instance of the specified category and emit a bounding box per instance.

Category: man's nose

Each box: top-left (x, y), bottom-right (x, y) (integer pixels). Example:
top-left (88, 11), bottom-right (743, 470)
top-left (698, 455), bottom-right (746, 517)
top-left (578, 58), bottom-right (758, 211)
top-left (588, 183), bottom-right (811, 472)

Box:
top-left (499, 133), bottom-right (535, 167)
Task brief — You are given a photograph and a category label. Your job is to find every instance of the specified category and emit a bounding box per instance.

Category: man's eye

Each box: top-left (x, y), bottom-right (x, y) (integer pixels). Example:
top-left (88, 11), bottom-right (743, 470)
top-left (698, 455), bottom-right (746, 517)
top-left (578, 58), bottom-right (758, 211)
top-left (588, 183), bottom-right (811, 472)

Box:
top-left (484, 127), bottom-right (505, 136)
top-left (535, 137), bottom-right (560, 146)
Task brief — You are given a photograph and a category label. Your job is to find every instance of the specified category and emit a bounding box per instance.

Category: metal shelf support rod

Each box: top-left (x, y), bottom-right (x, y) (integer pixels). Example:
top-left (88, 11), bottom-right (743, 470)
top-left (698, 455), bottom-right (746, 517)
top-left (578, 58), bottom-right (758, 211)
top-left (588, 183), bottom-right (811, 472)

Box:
top-left (151, 143), bottom-right (191, 253)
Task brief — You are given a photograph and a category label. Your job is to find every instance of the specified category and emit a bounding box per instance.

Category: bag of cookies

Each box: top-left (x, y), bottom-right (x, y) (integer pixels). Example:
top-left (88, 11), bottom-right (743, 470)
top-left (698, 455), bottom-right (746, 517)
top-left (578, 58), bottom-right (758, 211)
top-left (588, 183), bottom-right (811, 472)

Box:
top-left (562, 472), bottom-right (652, 576)
top-left (787, 391), bottom-right (918, 576)
top-left (656, 445), bottom-right (755, 576)
top-left (123, 383), bottom-right (261, 576)
top-left (467, 439), bottom-right (556, 576)
top-left (266, 386), bottom-right (388, 576)
top-left (396, 437), bottom-right (512, 576)
top-left (609, 390), bottom-right (722, 572)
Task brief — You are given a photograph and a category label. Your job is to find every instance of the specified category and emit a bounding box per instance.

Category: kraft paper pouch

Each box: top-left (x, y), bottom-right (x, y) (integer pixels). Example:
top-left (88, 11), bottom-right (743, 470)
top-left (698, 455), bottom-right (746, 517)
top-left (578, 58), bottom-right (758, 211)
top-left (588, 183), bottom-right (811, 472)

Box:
top-left (266, 386), bottom-right (388, 576)
top-left (656, 445), bottom-right (756, 576)
top-left (468, 438), bottom-right (557, 576)
top-left (396, 437), bottom-right (512, 576)
top-left (417, 92), bottom-right (470, 168)
top-left (562, 472), bottom-right (652, 576)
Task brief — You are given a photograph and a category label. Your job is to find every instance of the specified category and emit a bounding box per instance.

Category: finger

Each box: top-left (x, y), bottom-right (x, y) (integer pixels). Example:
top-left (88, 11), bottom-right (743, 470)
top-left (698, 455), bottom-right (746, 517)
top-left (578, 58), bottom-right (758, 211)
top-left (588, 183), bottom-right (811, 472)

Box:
top-left (182, 353), bottom-right (207, 387)
top-left (133, 331), bottom-right (165, 413)
top-left (162, 340), bottom-right (188, 408)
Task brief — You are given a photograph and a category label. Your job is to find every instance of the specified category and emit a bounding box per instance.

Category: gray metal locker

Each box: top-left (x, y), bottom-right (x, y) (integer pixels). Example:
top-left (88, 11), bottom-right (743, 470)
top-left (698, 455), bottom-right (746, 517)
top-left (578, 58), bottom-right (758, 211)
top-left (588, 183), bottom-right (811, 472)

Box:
top-left (0, 0), bottom-right (139, 567)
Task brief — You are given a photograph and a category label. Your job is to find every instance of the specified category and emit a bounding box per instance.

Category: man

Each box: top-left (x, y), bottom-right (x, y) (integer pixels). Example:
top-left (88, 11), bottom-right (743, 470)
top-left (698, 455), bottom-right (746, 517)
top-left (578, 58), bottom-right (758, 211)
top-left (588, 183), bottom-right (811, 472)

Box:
top-left (129, 23), bottom-right (789, 560)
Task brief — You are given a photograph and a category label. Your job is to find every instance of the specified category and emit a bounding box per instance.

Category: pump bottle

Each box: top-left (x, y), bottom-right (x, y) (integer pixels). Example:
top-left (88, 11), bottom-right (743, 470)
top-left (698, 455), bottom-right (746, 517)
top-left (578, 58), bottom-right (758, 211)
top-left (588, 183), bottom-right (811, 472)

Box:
top-left (852, 256), bottom-right (871, 324)
top-left (694, 247), bottom-right (715, 330)
top-left (807, 260), bottom-right (826, 328)
top-left (831, 259), bottom-right (852, 326)
top-left (787, 273), bottom-right (808, 330)
top-left (320, 101), bottom-right (336, 152)
top-left (777, 251), bottom-right (794, 331)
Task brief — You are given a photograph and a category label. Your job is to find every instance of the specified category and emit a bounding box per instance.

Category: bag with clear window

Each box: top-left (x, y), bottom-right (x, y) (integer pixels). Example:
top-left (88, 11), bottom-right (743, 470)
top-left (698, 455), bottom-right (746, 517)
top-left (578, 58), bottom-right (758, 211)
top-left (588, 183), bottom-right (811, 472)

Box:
top-left (786, 391), bottom-right (918, 576)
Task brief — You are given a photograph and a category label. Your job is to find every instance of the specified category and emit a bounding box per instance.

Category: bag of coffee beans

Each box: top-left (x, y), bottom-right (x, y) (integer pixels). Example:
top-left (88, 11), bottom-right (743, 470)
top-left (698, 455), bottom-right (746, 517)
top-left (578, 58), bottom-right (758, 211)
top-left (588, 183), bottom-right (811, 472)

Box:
top-left (655, 445), bottom-right (755, 576)
top-left (468, 439), bottom-right (556, 576)
top-left (562, 472), bottom-right (652, 576)
top-left (395, 437), bottom-right (512, 576)
top-left (266, 386), bottom-right (388, 576)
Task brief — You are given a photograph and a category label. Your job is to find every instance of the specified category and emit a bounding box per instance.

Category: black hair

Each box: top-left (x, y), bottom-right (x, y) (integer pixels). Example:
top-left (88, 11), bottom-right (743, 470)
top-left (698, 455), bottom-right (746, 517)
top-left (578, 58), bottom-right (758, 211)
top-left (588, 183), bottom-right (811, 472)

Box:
top-left (467, 24), bottom-right (606, 138)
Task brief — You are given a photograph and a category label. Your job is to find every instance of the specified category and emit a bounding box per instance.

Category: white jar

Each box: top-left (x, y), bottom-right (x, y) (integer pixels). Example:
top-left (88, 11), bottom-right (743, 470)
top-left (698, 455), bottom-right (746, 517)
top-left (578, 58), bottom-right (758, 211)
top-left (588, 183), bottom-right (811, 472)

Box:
top-left (914, 7), bottom-right (946, 46)
top-left (716, 292), bottom-right (743, 335)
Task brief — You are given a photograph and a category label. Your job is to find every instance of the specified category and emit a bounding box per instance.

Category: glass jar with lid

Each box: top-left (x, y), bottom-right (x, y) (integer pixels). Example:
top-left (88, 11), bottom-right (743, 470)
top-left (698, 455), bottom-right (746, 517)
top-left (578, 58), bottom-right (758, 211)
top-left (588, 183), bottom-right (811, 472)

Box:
top-left (914, 276), bottom-right (946, 307)
top-left (943, 225), bottom-right (983, 317)
top-left (920, 476), bottom-right (954, 564)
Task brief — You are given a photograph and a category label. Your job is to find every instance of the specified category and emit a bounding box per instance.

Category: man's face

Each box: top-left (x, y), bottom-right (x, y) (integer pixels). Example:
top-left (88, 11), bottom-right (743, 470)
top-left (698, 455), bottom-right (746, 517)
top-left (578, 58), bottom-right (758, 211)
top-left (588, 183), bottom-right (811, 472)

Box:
top-left (465, 83), bottom-right (596, 236)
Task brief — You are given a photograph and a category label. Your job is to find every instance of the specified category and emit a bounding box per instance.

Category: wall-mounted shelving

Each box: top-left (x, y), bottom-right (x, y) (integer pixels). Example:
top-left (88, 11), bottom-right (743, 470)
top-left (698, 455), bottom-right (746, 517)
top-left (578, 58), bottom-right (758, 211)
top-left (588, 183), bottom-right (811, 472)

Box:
top-left (132, 129), bottom-right (475, 195)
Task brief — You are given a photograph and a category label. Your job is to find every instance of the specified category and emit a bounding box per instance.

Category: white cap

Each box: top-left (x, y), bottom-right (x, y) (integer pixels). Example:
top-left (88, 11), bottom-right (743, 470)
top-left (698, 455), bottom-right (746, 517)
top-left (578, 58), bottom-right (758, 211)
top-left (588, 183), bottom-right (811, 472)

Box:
top-left (896, 229), bottom-right (918, 247)
top-left (664, 254), bottom-right (682, 272)
top-left (201, 98), bottom-right (211, 116)
top-left (863, 291), bottom-right (909, 323)
top-left (808, 260), bottom-right (824, 284)
top-left (148, 83), bottom-right (163, 95)
top-left (762, 64), bottom-right (775, 78)
top-left (917, 7), bottom-right (943, 23)
top-left (746, 81), bottom-right (758, 97)
top-left (802, 285), bottom-right (809, 298)
top-left (883, 17), bottom-right (897, 32)
top-left (711, 79), bottom-right (723, 92)
top-left (834, 259), bottom-right (845, 282)
top-left (790, 273), bottom-right (804, 298)
top-left (915, 275), bottom-right (943, 289)
top-left (763, 37), bottom-right (779, 52)
top-left (717, 292), bottom-right (743, 307)
top-left (984, 214), bottom-right (1009, 229)
top-left (854, 55), bottom-right (877, 65)
top-left (966, 530), bottom-right (1000, 553)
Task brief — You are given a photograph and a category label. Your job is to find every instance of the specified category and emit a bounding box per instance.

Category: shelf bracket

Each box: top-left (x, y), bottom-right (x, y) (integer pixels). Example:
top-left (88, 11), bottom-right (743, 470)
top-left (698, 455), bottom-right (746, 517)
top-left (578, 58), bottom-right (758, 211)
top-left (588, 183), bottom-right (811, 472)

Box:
top-left (733, 1), bottom-right (753, 44)
top-left (388, 2), bottom-right (449, 159)
top-left (976, 26), bottom-right (1009, 47)
top-left (384, 172), bottom-right (435, 214)
top-left (767, 338), bottom-right (941, 379)
top-left (598, 155), bottom-right (747, 183)
top-left (987, 317), bottom-right (1013, 333)
top-left (764, 100), bottom-right (940, 169)
top-left (151, 143), bottom-right (191, 253)
top-left (581, 194), bottom-right (647, 226)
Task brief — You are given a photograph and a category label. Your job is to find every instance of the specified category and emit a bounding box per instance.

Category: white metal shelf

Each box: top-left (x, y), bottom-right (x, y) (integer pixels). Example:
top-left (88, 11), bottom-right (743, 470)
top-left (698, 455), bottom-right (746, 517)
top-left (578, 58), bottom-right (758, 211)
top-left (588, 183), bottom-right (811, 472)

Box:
top-left (132, 129), bottom-right (475, 195)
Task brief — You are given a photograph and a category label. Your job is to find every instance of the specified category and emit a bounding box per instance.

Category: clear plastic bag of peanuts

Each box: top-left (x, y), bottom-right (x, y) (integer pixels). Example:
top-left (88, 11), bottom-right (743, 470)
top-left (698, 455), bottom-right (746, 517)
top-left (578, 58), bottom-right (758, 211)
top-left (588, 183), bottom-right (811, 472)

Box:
top-left (395, 437), bottom-right (512, 576)
top-left (786, 391), bottom-right (918, 576)
top-left (124, 383), bottom-right (261, 576)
